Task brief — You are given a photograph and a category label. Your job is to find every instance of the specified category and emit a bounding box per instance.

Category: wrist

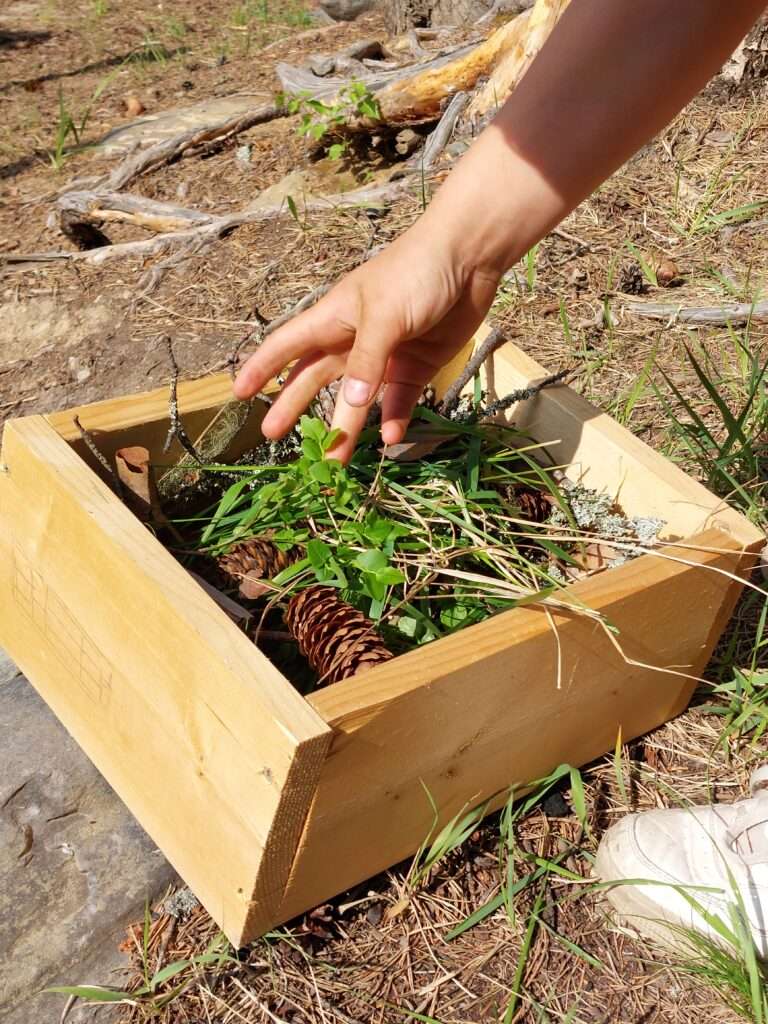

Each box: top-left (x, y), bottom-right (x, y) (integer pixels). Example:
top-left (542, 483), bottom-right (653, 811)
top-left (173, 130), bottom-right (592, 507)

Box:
top-left (418, 121), bottom-right (568, 282)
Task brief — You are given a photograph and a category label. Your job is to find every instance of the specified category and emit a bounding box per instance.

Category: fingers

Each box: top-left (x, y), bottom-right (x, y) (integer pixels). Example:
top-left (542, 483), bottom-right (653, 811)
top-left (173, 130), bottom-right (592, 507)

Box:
top-left (260, 353), bottom-right (344, 438)
top-left (340, 299), bottom-right (399, 409)
top-left (232, 295), bottom-right (354, 400)
top-left (380, 382), bottom-right (424, 445)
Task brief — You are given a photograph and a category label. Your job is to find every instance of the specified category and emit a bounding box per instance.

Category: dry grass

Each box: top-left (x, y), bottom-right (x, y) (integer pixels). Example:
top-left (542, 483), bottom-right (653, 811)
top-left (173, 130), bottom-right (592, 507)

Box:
top-left (2, 4), bottom-right (767, 1022)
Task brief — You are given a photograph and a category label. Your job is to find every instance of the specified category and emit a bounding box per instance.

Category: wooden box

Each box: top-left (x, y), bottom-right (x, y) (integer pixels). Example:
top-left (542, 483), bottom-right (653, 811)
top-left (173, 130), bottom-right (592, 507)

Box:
top-left (0, 333), bottom-right (761, 946)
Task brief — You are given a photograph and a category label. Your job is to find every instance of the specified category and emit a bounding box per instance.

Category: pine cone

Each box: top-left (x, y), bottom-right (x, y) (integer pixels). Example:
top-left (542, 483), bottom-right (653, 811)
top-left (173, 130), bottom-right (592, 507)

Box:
top-left (618, 262), bottom-right (647, 295)
top-left (218, 537), bottom-right (298, 599)
top-left (512, 486), bottom-right (553, 524)
top-left (285, 585), bottom-right (393, 686)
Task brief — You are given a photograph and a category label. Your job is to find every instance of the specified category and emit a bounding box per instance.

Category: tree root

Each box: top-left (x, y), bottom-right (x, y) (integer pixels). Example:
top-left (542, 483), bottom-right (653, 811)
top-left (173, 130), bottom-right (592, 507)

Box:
top-left (106, 103), bottom-right (287, 191)
top-left (3, 181), bottom-right (405, 286)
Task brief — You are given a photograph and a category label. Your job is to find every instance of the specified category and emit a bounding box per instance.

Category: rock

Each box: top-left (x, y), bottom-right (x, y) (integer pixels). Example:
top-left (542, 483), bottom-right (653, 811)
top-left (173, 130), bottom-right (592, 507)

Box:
top-left (235, 144), bottom-right (252, 167)
top-left (318, 0), bottom-right (378, 20)
top-left (0, 667), bottom-right (178, 1024)
top-left (67, 354), bottom-right (92, 384)
top-left (394, 128), bottom-right (421, 156)
top-left (0, 650), bottom-right (20, 688)
top-left (309, 54), bottom-right (337, 77)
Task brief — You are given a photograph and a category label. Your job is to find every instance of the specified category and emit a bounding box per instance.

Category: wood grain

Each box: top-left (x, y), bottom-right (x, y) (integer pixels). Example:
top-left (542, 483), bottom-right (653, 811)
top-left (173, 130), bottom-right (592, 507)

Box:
top-left (278, 528), bottom-right (755, 921)
top-left (0, 416), bottom-right (330, 946)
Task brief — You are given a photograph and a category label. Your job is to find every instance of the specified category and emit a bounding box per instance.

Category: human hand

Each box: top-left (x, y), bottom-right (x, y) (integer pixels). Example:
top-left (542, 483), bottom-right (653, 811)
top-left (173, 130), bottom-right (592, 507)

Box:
top-left (233, 221), bottom-right (501, 463)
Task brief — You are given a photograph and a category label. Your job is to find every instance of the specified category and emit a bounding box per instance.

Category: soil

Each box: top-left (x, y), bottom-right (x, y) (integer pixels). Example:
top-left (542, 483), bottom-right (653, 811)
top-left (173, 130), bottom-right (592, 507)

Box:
top-left (1, 2), bottom-right (767, 1022)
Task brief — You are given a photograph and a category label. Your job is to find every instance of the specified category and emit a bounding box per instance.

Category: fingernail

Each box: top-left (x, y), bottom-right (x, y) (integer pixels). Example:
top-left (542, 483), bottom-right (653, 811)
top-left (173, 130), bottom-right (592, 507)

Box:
top-left (343, 377), bottom-right (372, 406)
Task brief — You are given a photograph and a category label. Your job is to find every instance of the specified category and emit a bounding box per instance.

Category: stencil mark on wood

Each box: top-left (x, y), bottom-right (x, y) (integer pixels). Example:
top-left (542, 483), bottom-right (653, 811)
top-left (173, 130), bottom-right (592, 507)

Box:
top-left (12, 549), bottom-right (112, 705)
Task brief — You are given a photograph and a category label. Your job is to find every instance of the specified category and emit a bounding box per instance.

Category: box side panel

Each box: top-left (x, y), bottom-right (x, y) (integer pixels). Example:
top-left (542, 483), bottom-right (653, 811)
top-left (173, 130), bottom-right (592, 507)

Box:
top-left (276, 531), bottom-right (748, 923)
top-left (0, 418), bottom-right (330, 945)
top-left (485, 334), bottom-right (761, 547)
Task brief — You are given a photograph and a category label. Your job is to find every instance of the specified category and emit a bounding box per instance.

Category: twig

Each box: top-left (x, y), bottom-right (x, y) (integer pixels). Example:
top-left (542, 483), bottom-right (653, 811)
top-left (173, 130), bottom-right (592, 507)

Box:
top-left (439, 327), bottom-right (508, 414)
top-left (264, 283), bottom-right (331, 337)
top-left (73, 415), bottom-right (124, 497)
top-left (475, 367), bottom-right (571, 419)
top-left (623, 297), bottom-right (768, 325)
top-left (414, 91), bottom-right (468, 171)
top-left (162, 337), bottom-right (203, 462)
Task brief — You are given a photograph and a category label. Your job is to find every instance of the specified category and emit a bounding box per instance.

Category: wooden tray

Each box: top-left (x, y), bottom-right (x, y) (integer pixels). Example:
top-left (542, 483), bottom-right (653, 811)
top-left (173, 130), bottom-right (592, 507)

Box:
top-left (0, 327), bottom-right (761, 944)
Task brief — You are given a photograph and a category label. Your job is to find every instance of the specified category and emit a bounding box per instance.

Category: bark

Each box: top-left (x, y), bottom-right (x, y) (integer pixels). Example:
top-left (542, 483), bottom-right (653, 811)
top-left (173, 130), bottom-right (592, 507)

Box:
top-left (106, 103), bottom-right (287, 191)
top-left (623, 298), bottom-right (768, 326)
top-left (466, 0), bottom-right (569, 120)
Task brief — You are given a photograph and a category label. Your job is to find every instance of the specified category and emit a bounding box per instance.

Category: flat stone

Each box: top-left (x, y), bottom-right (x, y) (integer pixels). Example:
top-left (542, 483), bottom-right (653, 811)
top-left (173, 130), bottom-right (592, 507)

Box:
top-left (94, 93), bottom-right (272, 157)
top-left (0, 663), bottom-right (177, 1024)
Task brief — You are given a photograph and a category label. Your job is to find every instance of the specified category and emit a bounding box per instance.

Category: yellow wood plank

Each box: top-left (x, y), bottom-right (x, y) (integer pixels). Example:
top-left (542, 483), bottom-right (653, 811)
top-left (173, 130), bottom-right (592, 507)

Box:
top-left (0, 416), bottom-right (331, 945)
top-left (483, 327), bottom-right (762, 547)
top-left (277, 529), bottom-right (753, 922)
top-left (45, 328), bottom-right (762, 549)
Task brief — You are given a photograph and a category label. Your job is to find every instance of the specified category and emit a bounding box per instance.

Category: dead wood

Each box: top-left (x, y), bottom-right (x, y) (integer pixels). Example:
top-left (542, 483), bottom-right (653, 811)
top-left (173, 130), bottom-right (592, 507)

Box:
top-left (163, 336), bottom-right (204, 463)
top-left (2, 182), bottom-right (404, 278)
top-left (466, 0), bottom-right (569, 120)
top-left (624, 298), bottom-right (768, 325)
top-left (439, 326), bottom-right (507, 413)
top-left (57, 189), bottom-right (214, 240)
top-left (73, 415), bottom-right (124, 497)
top-left (106, 103), bottom-right (287, 191)
top-left (276, 40), bottom-right (477, 109)
top-left (412, 89), bottom-right (468, 169)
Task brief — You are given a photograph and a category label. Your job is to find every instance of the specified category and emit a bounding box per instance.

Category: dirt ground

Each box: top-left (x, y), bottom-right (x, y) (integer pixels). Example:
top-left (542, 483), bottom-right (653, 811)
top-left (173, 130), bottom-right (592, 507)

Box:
top-left (1, 2), bottom-right (767, 1022)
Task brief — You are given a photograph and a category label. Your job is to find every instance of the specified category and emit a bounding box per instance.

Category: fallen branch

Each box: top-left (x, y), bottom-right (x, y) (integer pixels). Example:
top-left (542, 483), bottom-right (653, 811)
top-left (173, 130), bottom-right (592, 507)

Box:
top-left (73, 415), bottom-right (124, 497)
top-left (2, 182), bottom-right (404, 276)
top-left (411, 90), bottom-right (468, 170)
top-left (467, 0), bottom-right (569, 120)
top-left (106, 103), bottom-right (287, 191)
top-left (57, 189), bottom-right (214, 244)
top-left (623, 298), bottom-right (768, 325)
top-left (439, 326), bottom-right (507, 413)
top-left (162, 336), bottom-right (203, 463)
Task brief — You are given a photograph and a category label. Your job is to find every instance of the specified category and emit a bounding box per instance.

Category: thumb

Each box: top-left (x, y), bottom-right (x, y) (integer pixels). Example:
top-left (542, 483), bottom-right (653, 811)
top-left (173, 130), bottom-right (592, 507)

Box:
top-left (342, 305), bottom-right (401, 407)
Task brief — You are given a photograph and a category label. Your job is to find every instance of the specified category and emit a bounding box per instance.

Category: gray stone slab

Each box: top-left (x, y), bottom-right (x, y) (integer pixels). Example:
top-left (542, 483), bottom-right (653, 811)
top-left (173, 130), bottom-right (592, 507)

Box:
top-left (1, 660), bottom-right (177, 1024)
top-left (94, 94), bottom-right (273, 157)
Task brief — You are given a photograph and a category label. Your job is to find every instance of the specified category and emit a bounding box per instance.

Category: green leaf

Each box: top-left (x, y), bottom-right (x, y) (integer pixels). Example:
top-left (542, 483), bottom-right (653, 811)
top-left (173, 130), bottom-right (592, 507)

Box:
top-left (45, 986), bottom-right (129, 1003)
top-left (354, 549), bottom-right (388, 573)
top-left (306, 538), bottom-right (332, 570)
top-left (301, 437), bottom-right (322, 462)
top-left (310, 460), bottom-right (333, 483)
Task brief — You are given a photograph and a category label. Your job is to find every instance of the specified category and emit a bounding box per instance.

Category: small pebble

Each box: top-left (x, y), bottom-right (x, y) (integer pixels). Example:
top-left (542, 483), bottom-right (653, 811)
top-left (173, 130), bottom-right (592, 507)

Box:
top-left (123, 95), bottom-right (145, 117)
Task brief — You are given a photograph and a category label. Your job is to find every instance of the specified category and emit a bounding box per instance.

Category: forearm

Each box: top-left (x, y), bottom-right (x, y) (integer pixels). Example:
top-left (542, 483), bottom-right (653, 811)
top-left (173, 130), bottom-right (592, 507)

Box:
top-left (421, 0), bottom-right (766, 275)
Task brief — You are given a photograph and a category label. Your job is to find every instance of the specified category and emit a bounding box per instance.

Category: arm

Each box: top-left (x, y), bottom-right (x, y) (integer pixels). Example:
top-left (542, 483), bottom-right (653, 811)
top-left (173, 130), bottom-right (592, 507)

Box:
top-left (234, 0), bottom-right (766, 462)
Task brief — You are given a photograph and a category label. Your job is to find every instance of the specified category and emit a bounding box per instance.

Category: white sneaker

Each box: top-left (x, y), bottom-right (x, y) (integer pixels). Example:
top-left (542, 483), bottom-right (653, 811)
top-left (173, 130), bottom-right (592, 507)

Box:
top-left (595, 765), bottom-right (768, 958)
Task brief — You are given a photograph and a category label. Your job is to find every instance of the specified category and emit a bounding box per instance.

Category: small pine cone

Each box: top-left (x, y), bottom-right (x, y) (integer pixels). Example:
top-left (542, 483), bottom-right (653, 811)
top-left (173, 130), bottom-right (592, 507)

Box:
top-left (512, 486), bottom-right (554, 524)
top-left (618, 262), bottom-right (647, 296)
top-left (218, 537), bottom-right (298, 599)
top-left (285, 585), bottom-right (393, 686)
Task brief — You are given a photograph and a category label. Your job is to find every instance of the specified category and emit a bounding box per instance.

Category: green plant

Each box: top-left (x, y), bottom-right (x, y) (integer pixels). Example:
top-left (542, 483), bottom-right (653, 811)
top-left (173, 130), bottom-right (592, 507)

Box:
top-left (282, 82), bottom-right (381, 160)
top-left (625, 241), bottom-right (658, 287)
top-left (654, 332), bottom-right (768, 527)
top-left (47, 907), bottom-right (236, 1012)
top-left (524, 242), bottom-right (539, 291)
top-left (407, 784), bottom-right (490, 892)
top-left (194, 411), bottom-right (633, 660)
top-left (49, 67), bottom-right (121, 170)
